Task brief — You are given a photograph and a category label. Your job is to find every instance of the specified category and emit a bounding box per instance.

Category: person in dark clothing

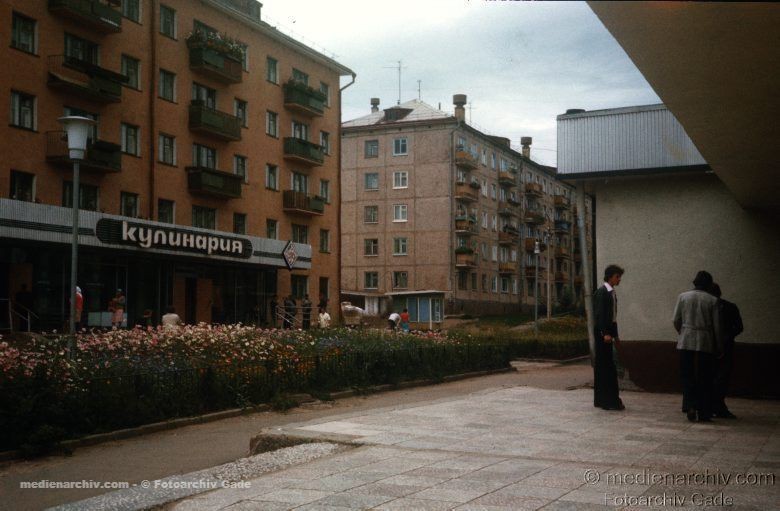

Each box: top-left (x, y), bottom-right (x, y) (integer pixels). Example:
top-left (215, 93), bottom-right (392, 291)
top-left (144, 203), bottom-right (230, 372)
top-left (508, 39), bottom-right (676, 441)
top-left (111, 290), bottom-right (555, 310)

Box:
top-left (269, 296), bottom-right (279, 328)
top-left (301, 295), bottom-right (312, 330)
top-left (709, 283), bottom-right (743, 419)
top-left (283, 295), bottom-right (297, 329)
top-left (593, 264), bottom-right (625, 411)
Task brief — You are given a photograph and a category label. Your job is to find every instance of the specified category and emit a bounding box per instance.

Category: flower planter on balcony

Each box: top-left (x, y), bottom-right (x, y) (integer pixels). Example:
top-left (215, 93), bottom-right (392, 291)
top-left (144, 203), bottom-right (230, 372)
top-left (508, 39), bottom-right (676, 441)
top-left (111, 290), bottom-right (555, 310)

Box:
top-left (283, 137), bottom-right (324, 167)
top-left (454, 183), bottom-right (478, 202)
top-left (455, 220), bottom-right (477, 234)
top-left (47, 55), bottom-right (126, 103)
top-left (454, 214), bottom-right (477, 224)
top-left (454, 150), bottom-right (478, 170)
top-left (283, 190), bottom-right (325, 216)
top-left (525, 182), bottom-right (543, 196)
top-left (498, 232), bottom-right (518, 245)
top-left (187, 166), bottom-right (243, 199)
top-left (48, 0), bottom-right (122, 33)
top-left (499, 263), bottom-right (517, 274)
top-left (455, 252), bottom-right (476, 267)
top-left (283, 80), bottom-right (327, 117)
top-left (188, 101), bottom-right (242, 141)
top-left (188, 44), bottom-right (243, 84)
top-left (46, 131), bottom-right (121, 173)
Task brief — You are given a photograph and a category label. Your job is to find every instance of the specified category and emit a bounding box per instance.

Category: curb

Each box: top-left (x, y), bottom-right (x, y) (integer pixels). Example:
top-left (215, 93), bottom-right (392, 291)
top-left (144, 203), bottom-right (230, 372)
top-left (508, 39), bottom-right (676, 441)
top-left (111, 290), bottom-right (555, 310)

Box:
top-left (513, 355), bottom-right (590, 365)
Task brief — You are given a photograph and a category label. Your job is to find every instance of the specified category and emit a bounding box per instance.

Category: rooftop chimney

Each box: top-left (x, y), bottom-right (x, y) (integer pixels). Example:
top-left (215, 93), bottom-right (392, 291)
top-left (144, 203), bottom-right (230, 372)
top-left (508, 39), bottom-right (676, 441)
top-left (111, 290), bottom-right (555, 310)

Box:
top-left (521, 137), bottom-right (532, 159)
top-left (453, 94), bottom-right (467, 123)
top-left (370, 98), bottom-right (380, 113)
top-left (565, 109), bottom-right (586, 115)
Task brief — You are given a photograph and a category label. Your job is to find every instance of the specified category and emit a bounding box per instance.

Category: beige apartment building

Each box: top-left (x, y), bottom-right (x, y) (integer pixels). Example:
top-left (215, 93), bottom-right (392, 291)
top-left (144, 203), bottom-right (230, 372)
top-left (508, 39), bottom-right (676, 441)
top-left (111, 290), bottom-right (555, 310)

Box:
top-left (341, 96), bottom-right (592, 327)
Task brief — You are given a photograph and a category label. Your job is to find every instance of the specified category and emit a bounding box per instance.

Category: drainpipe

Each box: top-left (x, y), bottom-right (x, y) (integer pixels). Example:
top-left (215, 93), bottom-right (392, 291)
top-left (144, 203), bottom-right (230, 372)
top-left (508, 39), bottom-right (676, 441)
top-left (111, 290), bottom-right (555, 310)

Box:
top-left (576, 182), bottom-right (595, 366)
top-left (338, 73), bottom-right (356, 323)
top-left (148, 0), bottom-right (157, 219)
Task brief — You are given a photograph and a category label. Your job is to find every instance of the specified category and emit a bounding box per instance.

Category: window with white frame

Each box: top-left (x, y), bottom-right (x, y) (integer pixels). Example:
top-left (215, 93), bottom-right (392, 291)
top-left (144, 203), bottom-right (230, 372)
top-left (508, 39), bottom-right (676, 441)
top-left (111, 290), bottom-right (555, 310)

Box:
top-left (158, 133), bottom-right (176, 165)
top-left (265, 164), bottom-right (278, 190)
top-left (364, 173), bottom-right (379, 191)
top-left (11, 12), bottom-right (37, 54)
top-left (266, 219), bottom-right (277, 239)
top-left (364, 272), bottom-right (379, 289)
top-left (160, 5), bottom-right (176, 38)
top-left (320, 131), bottom-right (330, 154)
top-left (492, 245), bottom-right (498, 262)
top-left (481, 148), bottom-right (487, 165)
top-left (364, 238), bottom-right (379, 256)
top-left (393, 271), bottom-right (408, 289)
top-left (234, 99), bottom-right (247, 127)
top-left (121, 54), bottom-right (140, 89)
top-left (481, 242), bottom-right (487, 259)
top-left (364, 139), bottom-right (378, 158)
top-left (292, 121), bottom-right (309, 141)
top-left (491, 184), bottom-right (497, 200)
top-left (266, 56), bottom-right (278, 83)
top-left (501, 277), bottom-right (510, 293)
top-left (393, 137), bottom-right (408, 155)
top-left (192, 143), bottom-right (215, 168)
top-left (393, 204), bottom-right (408, 222)
top-left (491, 152), bottom-right (496, 169)
top-left (513, 278), bottom-right (518, 294)
top-left (121, 123), bottom-right (139, 156)
top-left (10, 91), bottom-right (35, 130)
top-left (159, 69), bottom-right (176, 101)
top-left (319, 179), bottom-right (330, 202)
top-left (319, 82), bottom-right (330, 106)
top-left (481, 212), bottom-right (488, 229)
top-left (481, 179), bottom-right (488, 197)
top-left (393, 171), bottom-right (408, 189)
top-left (319, 229), bottom-right (330, 252)
top-left (492, 215), bottom-right (497, 231)
top-left (233, 155), bottom-right (247, 182)
top-left (122, 0), bottom-right (140, 22)
top-left (265, 110), bottom-right (278, 137)
top-left (393, 237), bottom-right (408, 255)
top-left (364, 205), bottom-right (378, 223)
top-left (491, 275), bottom-right (498, 293)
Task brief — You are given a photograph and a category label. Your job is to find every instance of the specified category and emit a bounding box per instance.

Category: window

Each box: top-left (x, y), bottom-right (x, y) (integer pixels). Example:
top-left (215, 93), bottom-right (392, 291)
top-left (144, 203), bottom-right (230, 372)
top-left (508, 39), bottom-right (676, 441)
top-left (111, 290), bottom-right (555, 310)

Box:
top-left (393, 272), bottom-right (408, 289)
top-left (492, 215), bottom-right (497, 231)
top-left (122, 0), bottom-right (140, 22)
top-left (192, 143), bottom-right (216, 168)
top-left (292, 121), bottom-right (309, 141)
top-left (64, 33), bottom-right (98, 63)
top-left (481, 179), bottom-right (488, 197)
top-left (501, 277), bottom-right (510, 294)
top-left (234, 99), bottom-right (247, 127)
top-left (120, 192), bottom-right (139, 217)
top-left (471, 273), bottom-right (478, 291)
top-left (292, 224), bottom-right (308, 244)
top-left (158, 134), bottom-right (176, 165)
top-left (121, 123), bottom-right (139, 156)
top-left (393, 137), bottom-right (408, 155)
top-left (458, 272), bottom-right (468, 291)
top-left (481, 212), bottom-right (488, 229)
top-left (10, 170), bottom-right (34, 202)
top-left (491, 183), bottom-right (497, 200)
top-left (265, 164), bottom-right (278, 190)
top-left (364, 206), bottom-right (378, 223)
top-left (481, 149), bottom-right (487, 165)
top-left (62, 181), bottom-right (98, 211)
top-left (364, 238), bottom-right (379, 256)
top-left (11, 12), bottom-right (36, 54)
top-left (192, 82), bottom-right (216, 108)
top-left (159, 69), bottom-right (176, 101)
top-left (319, 229), bottom-right (330, 252)
top-left (320, 131), bottom-right (330, 155)
top-left (481, 242), bottom-right (488, 259)
top-left (491, 153), bottom-right (496, 169)
top-left (266, 111), bottom-right (278, 137)
top-left (266, 219), bottom-right (277, 239)
top-left (292, 172), bottom-right (308, 193)
top-left (481, 274), bottom-right (487, 292)
top-left (160, 5), bottom-right (176, 38)
top-left (393, 204), bottom-right (408, 222)
top-left (234, 155), bottom-right (247, 182)
top-left (63, 106), bottom-right (98, 140)
top-left (393, 237), bottom-right (408, 256)
top-left (319, 82), bottom-right (330, 106)
top-left (158, 199), bottom-right (174, 223)
top-left (393, 171), bottom-right (408, 189)
top-left (291, 275), bottom-right (308, 299)
top-left (364, 173), bottom-right (379, 191)
top-left (237, 42), bottom-right (248, 71)
top-left (491, 276), bottom-right (498, 293)
top-left (364, 272), bottom-right (379, 290)
top-left (319, 277), bottom-right (329, 301)
top-left (292, 68), bottom-right (308, 85)
top-left (492, 245), bottom-right (498, 262)
top-left (233, 213), bottom-right (246, 235)
top-left (319, 180), bottom-right (330, 203)
top-left (121, 55), bottom-right (140, 89)
top-left (192, 206), bottom-right (216, 229)
top-left (365, 140), bottom-right (378, 158)
top-left (10, 91), bottom-right (35, 130)
top-left (266, 56), bottom-right (278, 83)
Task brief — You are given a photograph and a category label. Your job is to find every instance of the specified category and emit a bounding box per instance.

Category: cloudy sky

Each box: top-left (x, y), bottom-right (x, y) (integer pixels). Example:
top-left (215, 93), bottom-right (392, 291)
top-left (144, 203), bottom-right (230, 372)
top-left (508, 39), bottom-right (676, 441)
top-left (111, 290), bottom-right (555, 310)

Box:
top-left (262, 0), bottom-right (661, 167)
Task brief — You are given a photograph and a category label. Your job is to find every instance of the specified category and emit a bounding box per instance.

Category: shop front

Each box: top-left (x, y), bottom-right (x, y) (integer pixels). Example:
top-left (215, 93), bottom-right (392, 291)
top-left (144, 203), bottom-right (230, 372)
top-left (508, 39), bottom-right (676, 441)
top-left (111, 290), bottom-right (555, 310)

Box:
top-left (0, 199), bottom-right (310, 331)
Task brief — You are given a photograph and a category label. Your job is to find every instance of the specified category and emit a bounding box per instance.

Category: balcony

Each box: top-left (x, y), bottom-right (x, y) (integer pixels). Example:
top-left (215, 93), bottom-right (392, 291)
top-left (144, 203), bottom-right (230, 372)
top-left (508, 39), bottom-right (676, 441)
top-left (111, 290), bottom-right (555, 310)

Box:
top-left (523, 209), bottom-right (546, 224)
top-left (455, 251), bottom-right (476, 268)
top-left (48, 0), bottom-right (122, 33)
top-left (455, 219), bottom-right (478, 235)
top-left (188, 101), bottom-right (242, 141)
top-left (498, 202), bottom-right (516, 217)
top-left (187, 166), bottom-right (243, 199)
top-left (283, 190), bottom-right (325, 216)
top-left (499, 263), bottom-right (517, 275)
top-left (525, 182), bottom-right (543, 196)
top-left (454, 150), bottom-right (478, 170)
top-left (498, 231), bottom-right (518, 245)
top-left (47, 55), bottom-right (126, 103)
top-left (283, 80), bottom-right (327, 117)
top-left (555, 271), bottom-right (569, 282)
top-left (283, 137), bottom-right (324, 167)
top-left (454, 183), bottom-right (478, 202)
top-left (554, 195), bottom-right (571, 209)
top-left (498, 170), bottom-right (517, 187)
top-left (554, 220), bottom-right (571, 232)
top-left (187, 35), bottom-right (243, 84)
top-left (46, 131), bottom-right (121, 173)
top-left (507, 196), bottom-right (521, 207)
top-left (555, 246), bottom-right (570, 259)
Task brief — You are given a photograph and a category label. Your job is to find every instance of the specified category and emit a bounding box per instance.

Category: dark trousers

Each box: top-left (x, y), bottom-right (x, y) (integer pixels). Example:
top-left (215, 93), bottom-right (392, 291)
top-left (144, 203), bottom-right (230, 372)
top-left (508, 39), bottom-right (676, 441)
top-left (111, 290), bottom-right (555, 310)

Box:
top-left (713, 344), bottom-right (734, 413)
top-left (593, 331), bottom-right (620, 408)
top-left (679, 349), bottom-right (714, 419)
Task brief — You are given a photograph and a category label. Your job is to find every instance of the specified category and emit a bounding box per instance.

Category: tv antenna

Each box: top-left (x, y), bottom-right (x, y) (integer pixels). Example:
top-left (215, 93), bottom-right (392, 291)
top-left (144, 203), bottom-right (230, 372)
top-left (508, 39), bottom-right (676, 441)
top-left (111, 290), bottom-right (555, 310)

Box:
top-left (383, 60), bottom-right (406, 105)
top-left (417, 80), bottom-right (422, 100)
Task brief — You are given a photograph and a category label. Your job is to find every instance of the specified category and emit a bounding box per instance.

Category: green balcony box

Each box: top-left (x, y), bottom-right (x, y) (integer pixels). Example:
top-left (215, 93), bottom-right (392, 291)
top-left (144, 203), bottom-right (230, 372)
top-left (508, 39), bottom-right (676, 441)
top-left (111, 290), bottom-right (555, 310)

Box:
top-left (283, 190), bottom-right (325, 215)
top-left (48, 0), bottom-right (122, 33)
top-left (283, 137), bottom-right (324, 166)
top-left (46, 131), bottom-right (122, 173)
top-left (283, 80), bottom-right (327, 117)
top-left (48, 55), bottom-right (126, 103)
top-left (189, 101), bottom-right (242, 141)
top-left (188, 45), bottom-right (243, 84)
top-left (187, 166), bottom-right (243, 199)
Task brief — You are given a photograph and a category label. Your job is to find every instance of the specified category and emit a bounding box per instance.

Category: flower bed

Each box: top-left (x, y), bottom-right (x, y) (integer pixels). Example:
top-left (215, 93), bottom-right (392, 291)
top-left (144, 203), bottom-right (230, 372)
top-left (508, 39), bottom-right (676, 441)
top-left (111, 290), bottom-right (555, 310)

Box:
top-left (0, 326), bottom-right (510, 454)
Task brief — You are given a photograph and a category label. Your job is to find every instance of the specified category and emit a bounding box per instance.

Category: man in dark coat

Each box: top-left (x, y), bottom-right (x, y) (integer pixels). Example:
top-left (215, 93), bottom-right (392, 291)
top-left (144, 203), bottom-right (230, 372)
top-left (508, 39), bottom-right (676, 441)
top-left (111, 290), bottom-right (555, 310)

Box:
top-left (710, 283), bottom-right (743, 419)
top-left (593, 264), bottom-right (625, 411)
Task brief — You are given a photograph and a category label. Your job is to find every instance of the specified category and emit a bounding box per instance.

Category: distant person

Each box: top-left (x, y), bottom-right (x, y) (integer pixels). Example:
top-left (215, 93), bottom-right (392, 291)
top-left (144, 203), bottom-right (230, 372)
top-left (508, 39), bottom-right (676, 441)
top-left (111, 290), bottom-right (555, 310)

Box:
top-left (673, 271), bottom-right (723, 422)
top-left (400, 308), bottom-right (411, 333)
top-left (161, 306), bottom-right (182, 329)
top-left (74, 286), bottom-right (84, 331)
top-left (301, 294), bottom-right (312, 330)
top-left (709, 283), bottom-right (743, 419)
top-left (593, 264), bottom-right (625, 411)
top-left (318, 307), bottom-right (331, 329)
top-left (141, 308), bottom-right (154, 328)
top-left (14, 284), bottom-right (34, 331)
top-left (110, 289), bottom-right (125, 329)
top-left (388, 311), bottom-right (401, 331)
top-left (269, 296), bottom-right (279, 328)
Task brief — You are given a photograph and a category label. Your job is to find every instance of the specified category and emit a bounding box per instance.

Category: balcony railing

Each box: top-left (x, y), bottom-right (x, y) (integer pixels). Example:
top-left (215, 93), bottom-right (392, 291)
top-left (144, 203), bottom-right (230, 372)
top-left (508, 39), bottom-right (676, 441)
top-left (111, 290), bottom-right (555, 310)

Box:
top-left (523, 209), bottom-right (545, 224)
top-left (455, 252), bottom-right (476, 267)
top-left (499, 263), bottom-right (517, 274)
top-left (283, 137), bottom-right (324, 166)
top-left (187, 166), bottom-right (243, 199)
top-left (283, 80), bottom-right (327, 117)
top-left (554, 195), bottom-right (571, 209)
top-left (498, 202), bottom-right (516, 217)
top-left (524, 238), bottom-right (547, 252)
top-left (47, 55), bottom-right (126, 103)
top-left (48, 0), bottom-right (122, 33)
top-left (525, 182), bottom-right (543, 196)
top-left (283, 190), bottom-right (325, 216)
top-left (46, 131), bottom-right (121, 173)
top-left (498, 170), bottom-right (517, 187)
top-left (554, 220), bottom-right (571, 232)
top-left (498, 232), bottom-right (518, 245)
top-left (188, 44), bottom-right (243, 84)
top-left (455, 219), bottom-right (478, 234)
top-left (555, 246), bottom-right (570, 258)
top-left (188, 101), bottom-right (242, 141)
top-left (454, 183), bottom-right (478, 202)
top-left (454, 150), bottom-right (478, 170)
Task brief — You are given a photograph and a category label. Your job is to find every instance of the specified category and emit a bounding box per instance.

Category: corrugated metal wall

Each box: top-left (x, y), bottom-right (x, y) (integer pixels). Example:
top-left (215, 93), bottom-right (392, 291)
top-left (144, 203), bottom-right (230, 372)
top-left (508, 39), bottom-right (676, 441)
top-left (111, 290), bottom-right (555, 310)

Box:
top-left (557, 105), bottom-right (706, 174)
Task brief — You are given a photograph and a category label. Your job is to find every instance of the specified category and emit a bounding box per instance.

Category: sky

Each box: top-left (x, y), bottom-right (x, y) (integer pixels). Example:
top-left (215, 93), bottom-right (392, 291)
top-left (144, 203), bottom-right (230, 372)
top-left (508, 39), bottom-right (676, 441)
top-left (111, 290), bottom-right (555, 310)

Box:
top-left (261, 0), bottom-right (661, 167)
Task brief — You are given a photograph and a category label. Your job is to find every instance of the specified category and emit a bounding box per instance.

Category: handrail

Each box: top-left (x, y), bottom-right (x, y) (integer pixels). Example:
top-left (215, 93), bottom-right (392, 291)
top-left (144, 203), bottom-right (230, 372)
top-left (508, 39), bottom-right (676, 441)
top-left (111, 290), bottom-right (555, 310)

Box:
top-left (0, 298), bottom-right (38, 332)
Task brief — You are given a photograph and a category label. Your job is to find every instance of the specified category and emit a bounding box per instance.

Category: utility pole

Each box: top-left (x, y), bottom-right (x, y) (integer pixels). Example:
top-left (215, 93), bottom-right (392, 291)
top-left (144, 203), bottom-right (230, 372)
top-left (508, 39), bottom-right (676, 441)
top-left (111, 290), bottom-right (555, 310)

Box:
top-left (417, 80), bottom-right (421, 100)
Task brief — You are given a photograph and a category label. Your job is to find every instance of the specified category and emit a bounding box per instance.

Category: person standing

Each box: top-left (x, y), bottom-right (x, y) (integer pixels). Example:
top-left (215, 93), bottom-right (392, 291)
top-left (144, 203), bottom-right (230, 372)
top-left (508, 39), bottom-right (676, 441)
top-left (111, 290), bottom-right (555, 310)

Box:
top-left (709, 283), bottom-right (743, 419)
top-left (400, 308), bottom-right (411, 333)
top-left (388, 311), bottom-right (401, 331)
top-left (110, 289), bottom-right (125, 329)
top-left (74, 286), bottom-right (84, 331)
top-left (593, 264), bottom-right (625, 411)
top-left (161, 306), bottom-right (182, 329)
top-left (318, 307), bottom-right (331, 329)
top-left (301, 294), bottom-right (312, 330)
top-left (673, 271), bottom-right (723, 422)
top-left (269, 296), bottom-right (279, 328)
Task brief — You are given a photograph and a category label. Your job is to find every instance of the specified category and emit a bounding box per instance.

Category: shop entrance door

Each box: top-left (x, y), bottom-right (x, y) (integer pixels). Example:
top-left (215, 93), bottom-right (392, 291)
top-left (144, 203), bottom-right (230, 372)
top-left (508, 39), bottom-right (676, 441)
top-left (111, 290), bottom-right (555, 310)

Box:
top-left (184, 277), bottom-right (197, 325)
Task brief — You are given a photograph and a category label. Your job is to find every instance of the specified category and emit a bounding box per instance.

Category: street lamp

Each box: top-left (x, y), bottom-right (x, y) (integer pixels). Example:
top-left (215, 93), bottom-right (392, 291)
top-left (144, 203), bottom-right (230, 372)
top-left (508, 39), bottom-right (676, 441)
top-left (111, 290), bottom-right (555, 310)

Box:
top-left (58, 116), bottom-right (95, 337)
top-left (534, 238), bottom-right (540, 334)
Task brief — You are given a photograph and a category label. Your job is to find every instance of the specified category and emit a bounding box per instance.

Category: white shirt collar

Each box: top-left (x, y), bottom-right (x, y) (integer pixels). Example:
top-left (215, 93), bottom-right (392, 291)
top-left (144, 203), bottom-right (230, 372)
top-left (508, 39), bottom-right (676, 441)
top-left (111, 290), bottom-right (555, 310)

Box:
top-left (604, 282), bottom-right (614, 292)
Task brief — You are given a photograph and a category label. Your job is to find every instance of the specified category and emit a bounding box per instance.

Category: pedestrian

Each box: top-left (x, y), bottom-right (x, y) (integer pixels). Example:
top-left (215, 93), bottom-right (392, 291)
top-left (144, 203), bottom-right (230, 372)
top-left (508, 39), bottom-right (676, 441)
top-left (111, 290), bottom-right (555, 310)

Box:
top-left (318, 307), bottom-right (331, 329)
top-left (709, 283), bottom-right (743, 419)
top-left (673, 270), bottom-right (723, 422)
top-left (301, 294), bottom-right (312, 330)
top-left (74, 286), bottom-right (84, 331)
top-left (269, 295), bottom-right (279, 328)
top-left (400, 308), bottom-right (411, 333)
top-left (593, 264), bottom-right (625, 411)
top-left (110, 289), bottom-right (125, 329)
top-left (388, 311), bottom-right (401, 331)
top-left (161, 305), bottom-right (182, 329)
top-left (141, 308), bottom-right (154, 328)
top-left (283, 295), bottom-right (297, 329)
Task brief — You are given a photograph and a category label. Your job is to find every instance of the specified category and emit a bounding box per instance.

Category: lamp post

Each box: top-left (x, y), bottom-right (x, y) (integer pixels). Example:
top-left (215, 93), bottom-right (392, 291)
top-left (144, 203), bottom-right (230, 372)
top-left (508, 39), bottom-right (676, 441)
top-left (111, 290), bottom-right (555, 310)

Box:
top-left (59, 116), bottom-right (95, 338)
top-left (547, 230), bottom-right (553, 319)
top-left (534, 239), bottom-right (540, 334)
